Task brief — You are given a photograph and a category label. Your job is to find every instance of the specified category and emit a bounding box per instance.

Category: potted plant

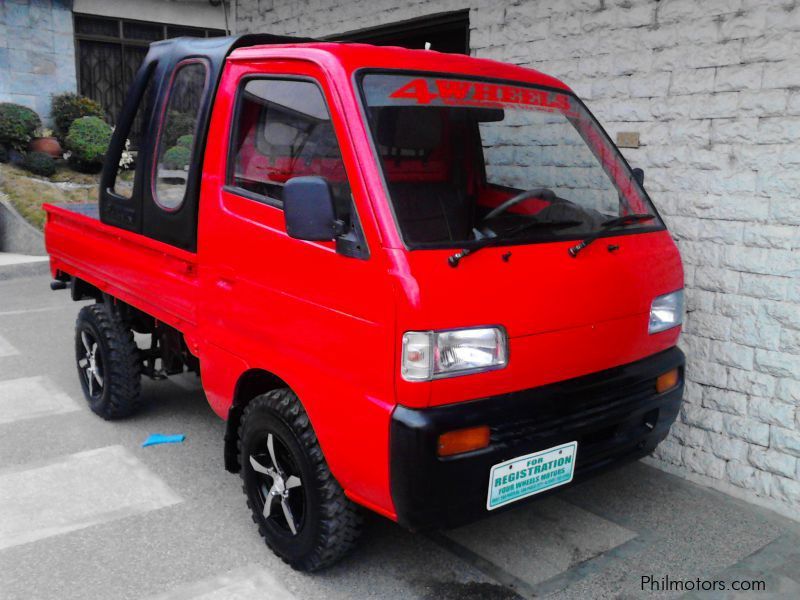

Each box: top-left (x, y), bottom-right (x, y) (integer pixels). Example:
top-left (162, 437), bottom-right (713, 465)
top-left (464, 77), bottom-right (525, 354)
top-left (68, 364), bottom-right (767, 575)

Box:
top-left (29, 126), bottom-right (62, 158)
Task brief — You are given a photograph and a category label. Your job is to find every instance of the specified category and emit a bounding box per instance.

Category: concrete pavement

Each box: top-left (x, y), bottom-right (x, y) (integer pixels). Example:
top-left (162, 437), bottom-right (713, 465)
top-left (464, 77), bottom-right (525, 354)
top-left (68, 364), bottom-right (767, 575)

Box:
top-left (0, 252), bottom-right (49, 280)
top-left (1, 273), bottom-right (799, 600)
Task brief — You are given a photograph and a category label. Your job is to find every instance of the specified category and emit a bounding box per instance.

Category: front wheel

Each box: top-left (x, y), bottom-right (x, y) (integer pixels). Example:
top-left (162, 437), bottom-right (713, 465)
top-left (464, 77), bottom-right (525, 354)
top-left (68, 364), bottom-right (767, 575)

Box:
top-left (75, 303), bottom-right (142, 419)
top-left (238, 389), bottom-right (362, 571)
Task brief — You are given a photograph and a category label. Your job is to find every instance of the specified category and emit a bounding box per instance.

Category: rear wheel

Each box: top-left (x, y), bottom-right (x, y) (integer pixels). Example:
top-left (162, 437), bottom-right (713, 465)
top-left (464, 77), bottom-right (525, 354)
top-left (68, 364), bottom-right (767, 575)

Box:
top-left (238, 389), bottom-right (362, 571)
top-left (75, 303), bottom-right (142, 419)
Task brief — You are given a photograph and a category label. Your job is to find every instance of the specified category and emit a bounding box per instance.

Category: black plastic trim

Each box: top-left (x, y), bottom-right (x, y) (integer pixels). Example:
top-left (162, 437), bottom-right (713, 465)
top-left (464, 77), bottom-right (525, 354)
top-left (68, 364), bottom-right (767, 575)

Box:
top-left (222, 184), bottom-right (283, 209)
top-left (389, 346), bottom-right (685, 530)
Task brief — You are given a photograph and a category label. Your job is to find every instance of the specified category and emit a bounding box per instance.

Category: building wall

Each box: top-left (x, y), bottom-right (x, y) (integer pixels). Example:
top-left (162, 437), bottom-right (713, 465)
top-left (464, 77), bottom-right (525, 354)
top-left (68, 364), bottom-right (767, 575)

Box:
top-left (238, 0), bottom-right (800, 520)
top-left (0, 0), bottom-right (77, 122)
top-left (73, 0), bottom-right (229, 31)
top-left (0, 0), bottom-right (228, 125)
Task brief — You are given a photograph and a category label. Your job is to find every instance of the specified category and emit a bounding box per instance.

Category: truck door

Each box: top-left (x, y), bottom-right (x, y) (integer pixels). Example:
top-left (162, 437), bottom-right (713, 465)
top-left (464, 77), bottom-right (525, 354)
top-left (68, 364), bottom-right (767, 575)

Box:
top-left (198, 59), bottom-right (395, 509)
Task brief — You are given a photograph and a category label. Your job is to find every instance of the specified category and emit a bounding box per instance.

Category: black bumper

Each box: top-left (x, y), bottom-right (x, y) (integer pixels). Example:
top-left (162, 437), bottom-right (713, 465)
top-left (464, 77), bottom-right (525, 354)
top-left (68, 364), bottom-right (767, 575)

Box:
top-left (390, 347), bottom-right (685, 531)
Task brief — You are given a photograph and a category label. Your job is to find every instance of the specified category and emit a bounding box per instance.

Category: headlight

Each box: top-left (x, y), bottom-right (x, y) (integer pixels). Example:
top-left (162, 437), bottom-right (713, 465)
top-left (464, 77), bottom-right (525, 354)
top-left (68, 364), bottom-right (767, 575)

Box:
top-left (401, 327), bottom-right (508, 381)
top-left (649, 289), bottom-right (684, 334)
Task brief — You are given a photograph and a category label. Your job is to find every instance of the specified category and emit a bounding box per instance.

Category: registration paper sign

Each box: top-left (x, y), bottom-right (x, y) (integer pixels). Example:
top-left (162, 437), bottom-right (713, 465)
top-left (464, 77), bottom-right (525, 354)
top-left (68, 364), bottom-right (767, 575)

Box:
top-left (487, 442), bottom-right (578, 510)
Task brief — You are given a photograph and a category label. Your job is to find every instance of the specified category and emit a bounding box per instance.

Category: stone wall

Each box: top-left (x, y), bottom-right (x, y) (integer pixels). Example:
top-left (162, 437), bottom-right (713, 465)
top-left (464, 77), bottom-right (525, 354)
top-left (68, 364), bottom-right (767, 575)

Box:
top-left (0, 0), bottom-right (77, 123)
top-left (237, 0), bottom-right (800, 520)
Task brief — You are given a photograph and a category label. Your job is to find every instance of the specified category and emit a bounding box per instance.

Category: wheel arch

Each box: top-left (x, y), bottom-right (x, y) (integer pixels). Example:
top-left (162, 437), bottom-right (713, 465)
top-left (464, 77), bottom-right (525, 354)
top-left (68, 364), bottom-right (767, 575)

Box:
top-left (224, 368), bottom-right (291, 472)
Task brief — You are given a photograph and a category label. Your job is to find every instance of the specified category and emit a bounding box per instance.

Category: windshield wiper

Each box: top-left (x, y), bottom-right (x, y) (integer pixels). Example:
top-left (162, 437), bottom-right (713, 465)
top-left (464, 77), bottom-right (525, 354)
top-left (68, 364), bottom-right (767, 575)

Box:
top-left (448, 219), bottom-right (583, 268)
top-left (567, 213), bottom-right (656, 257)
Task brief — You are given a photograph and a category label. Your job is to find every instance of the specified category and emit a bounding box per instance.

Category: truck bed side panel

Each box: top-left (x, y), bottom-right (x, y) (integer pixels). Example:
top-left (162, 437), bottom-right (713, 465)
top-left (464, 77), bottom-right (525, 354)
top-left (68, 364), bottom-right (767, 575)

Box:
top-left (45, 203), bottom-right (199, 334)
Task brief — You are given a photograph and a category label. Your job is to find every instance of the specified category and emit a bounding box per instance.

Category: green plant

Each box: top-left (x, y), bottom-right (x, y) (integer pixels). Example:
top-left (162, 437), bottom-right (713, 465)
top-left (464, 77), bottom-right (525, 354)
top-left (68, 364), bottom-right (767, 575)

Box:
top-left (65, 116), bottom-right (113, 173)
top-left (0, 161), bottom-right (97, 230)
top-left (51, 93), bottom-right (106, 141)
top-left (176, 134), bottom-right (194, 148)
top-left (162, 145), bottom-right (191, 170)
top-left (0, 103), bottom-right (42, 150)
top-left (21, 151), bottom-right (56, 177)
top-left (163, 111), bottom-right (195, 147)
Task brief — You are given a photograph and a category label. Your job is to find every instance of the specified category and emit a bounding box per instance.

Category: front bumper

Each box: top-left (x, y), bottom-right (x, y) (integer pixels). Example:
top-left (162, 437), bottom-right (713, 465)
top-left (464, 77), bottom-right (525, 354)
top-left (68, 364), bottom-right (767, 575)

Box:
top-left (390, 346), bottom-right (685, 530)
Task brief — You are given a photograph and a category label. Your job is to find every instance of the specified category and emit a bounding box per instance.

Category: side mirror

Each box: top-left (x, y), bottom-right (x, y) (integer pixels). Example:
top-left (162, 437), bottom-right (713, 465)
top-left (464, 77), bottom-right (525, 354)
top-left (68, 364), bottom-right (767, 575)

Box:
top-left (632, 167), bottom-right (645, 187)
top-left (284, 176), bottom-right (339, 241)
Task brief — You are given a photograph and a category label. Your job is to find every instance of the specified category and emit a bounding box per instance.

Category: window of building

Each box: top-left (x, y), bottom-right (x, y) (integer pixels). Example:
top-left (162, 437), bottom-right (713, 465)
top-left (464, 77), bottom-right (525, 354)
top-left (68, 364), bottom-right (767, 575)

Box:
top-left (74, 13), bottom-right (224, 146)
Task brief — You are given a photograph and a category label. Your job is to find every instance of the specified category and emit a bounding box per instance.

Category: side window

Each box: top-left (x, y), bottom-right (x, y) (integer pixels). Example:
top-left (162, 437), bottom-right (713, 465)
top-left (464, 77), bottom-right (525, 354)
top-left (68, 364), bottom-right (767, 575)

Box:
top-left (228, 78), bottom-right (351, 218)
top-left (114, 68), bottom-right (155, 199)
top-left (154, 60), bottom-right (209, 211)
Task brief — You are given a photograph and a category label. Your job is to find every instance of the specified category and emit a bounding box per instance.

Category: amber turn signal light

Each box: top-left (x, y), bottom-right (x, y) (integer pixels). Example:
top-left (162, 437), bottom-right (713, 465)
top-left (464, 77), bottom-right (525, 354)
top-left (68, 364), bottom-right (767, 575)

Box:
top-left (656, 368), bottom-right (679, 393)
top-left (437, 426), bottom-right (490, 457)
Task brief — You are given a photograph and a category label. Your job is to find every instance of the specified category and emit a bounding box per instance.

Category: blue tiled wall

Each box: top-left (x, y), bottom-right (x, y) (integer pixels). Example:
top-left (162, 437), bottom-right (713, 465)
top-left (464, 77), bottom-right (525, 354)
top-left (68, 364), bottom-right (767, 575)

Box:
top-left (0, 0), bottom-right (77, 123)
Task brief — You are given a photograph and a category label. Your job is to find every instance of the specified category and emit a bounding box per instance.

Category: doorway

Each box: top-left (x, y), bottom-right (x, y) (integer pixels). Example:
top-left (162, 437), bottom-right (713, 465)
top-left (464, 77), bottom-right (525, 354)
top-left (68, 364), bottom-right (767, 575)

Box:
top-left (330, 10), bottom-right (470, 54)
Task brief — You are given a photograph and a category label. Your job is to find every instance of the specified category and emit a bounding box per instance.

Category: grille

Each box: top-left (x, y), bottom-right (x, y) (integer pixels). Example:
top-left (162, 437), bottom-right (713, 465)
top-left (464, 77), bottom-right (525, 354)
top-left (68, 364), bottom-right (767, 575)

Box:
top-left (490, 376), bottom-right (657, 447)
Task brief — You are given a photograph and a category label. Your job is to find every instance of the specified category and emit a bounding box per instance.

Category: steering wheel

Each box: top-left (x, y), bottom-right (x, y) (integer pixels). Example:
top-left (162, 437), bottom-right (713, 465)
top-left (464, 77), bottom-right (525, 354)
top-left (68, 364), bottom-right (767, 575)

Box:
top-left (480, 188), bottom-right (563, 223)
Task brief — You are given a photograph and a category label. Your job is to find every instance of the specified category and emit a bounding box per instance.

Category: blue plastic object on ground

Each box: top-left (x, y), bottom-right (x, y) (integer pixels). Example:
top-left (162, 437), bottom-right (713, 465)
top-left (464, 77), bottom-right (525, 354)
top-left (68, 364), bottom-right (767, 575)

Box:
top-left (142, 434), bottom-right (186, 447)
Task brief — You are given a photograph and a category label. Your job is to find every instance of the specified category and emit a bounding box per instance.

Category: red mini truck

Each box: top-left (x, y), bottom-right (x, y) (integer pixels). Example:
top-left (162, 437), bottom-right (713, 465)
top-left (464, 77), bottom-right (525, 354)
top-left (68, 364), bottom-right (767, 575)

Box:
top-left (44, 35), bottom-right (685, 570)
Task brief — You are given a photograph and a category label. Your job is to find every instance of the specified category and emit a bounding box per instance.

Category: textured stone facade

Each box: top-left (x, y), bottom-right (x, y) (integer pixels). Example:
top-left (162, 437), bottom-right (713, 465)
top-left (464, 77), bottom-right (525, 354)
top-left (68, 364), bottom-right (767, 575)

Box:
top-left (239, 0), bottom-right (800, 520)
top-left (0, 0), bottom-right (77, 122)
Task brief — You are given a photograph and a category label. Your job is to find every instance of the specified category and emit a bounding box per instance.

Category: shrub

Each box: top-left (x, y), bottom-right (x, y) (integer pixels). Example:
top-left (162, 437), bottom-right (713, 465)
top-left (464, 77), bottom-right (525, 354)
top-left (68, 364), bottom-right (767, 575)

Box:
top-left (176, 134), bottom-right (194, 148)
top-left (65, 116), bottom-right (112, 173)
top-left (162, 145), bottom-right (191, 170)
top-left (163, 111), bottom-right (195, 147)
top-left (21, 151), bottom-right (56, 177)
top-left (0, 144), bottom-right (8, 163)
top-left (51, 93), bottom-right (105, 141)
top-left (7, 148), bottom-right (25, 165)
top-left (0, 103), bottom-right (41, 150)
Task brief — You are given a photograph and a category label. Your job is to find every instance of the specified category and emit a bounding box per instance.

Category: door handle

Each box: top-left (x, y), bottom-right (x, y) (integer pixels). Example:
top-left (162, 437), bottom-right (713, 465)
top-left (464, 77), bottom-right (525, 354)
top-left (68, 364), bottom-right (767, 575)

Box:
top-left (214, 266), bottom-right (236, 291)
top-left (216, 277), bottom-right (235, 291)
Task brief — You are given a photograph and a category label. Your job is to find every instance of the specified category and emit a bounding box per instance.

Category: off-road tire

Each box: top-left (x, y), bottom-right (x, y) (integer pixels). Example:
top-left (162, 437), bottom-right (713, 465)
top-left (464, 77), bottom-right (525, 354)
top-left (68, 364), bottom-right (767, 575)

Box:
top-left (75, 303), bottom-right (142, 419)
top-left (238, 389), bottom-right (362, 571)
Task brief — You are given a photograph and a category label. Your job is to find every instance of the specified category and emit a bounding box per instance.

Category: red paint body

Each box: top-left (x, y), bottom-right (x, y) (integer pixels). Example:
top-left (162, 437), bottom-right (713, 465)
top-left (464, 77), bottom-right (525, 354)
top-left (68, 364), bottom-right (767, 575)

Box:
top-left (44, 43), bottom-right (683, 522)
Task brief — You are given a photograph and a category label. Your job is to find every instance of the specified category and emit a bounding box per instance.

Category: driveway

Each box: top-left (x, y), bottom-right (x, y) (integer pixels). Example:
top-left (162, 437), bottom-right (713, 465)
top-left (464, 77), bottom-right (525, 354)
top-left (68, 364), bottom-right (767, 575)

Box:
top-left (1, 273), bottom-right (799, 600)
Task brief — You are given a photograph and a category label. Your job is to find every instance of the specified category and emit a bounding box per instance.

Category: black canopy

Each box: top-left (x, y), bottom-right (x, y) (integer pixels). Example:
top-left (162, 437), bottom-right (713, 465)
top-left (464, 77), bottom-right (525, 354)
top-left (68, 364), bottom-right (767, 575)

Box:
top-left (100, 34), bottom-right (311, 251)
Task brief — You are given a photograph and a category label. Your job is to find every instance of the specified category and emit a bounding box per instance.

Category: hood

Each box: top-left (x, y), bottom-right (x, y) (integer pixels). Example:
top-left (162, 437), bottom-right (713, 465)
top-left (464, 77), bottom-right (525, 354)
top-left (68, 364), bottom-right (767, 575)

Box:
top-left (395, 230), bottom-right (683, 338)
top-left (391, 230), bottom-right (684, 408)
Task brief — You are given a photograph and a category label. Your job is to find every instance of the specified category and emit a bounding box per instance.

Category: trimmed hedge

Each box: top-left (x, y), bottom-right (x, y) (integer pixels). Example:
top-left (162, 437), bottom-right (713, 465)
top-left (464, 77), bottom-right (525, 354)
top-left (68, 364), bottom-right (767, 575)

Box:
top-left (0, 103), bottom-right (41, 150)
top-left (176, 134), bottom-right (194, 148)
top-left (162, 145), bottom-right (191, 170)
top-left (21, 151), bottom-right (57, 177)
top-left (51, 93), bottom-right (106, 141)
top-left (163, 111), bottom-right (195, 147)
top-left (65, 116), bottom-right (112, 173)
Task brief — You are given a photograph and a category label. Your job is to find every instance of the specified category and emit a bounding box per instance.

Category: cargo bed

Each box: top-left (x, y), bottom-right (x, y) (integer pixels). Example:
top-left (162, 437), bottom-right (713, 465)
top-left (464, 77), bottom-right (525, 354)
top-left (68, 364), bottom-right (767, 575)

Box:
top-left (44, 202), bottom-right (199, 334)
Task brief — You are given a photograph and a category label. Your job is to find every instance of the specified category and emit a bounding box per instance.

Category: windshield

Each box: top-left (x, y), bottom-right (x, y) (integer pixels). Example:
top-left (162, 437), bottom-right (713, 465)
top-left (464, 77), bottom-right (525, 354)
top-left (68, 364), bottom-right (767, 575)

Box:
top-left (359, 73), bottom-right (663, 248)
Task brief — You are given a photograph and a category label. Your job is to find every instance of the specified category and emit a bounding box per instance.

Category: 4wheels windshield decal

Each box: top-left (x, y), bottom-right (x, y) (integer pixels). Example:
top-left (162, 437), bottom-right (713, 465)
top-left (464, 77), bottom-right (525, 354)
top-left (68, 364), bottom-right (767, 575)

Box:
top-left (364, 73), bottom-right (576, 114)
